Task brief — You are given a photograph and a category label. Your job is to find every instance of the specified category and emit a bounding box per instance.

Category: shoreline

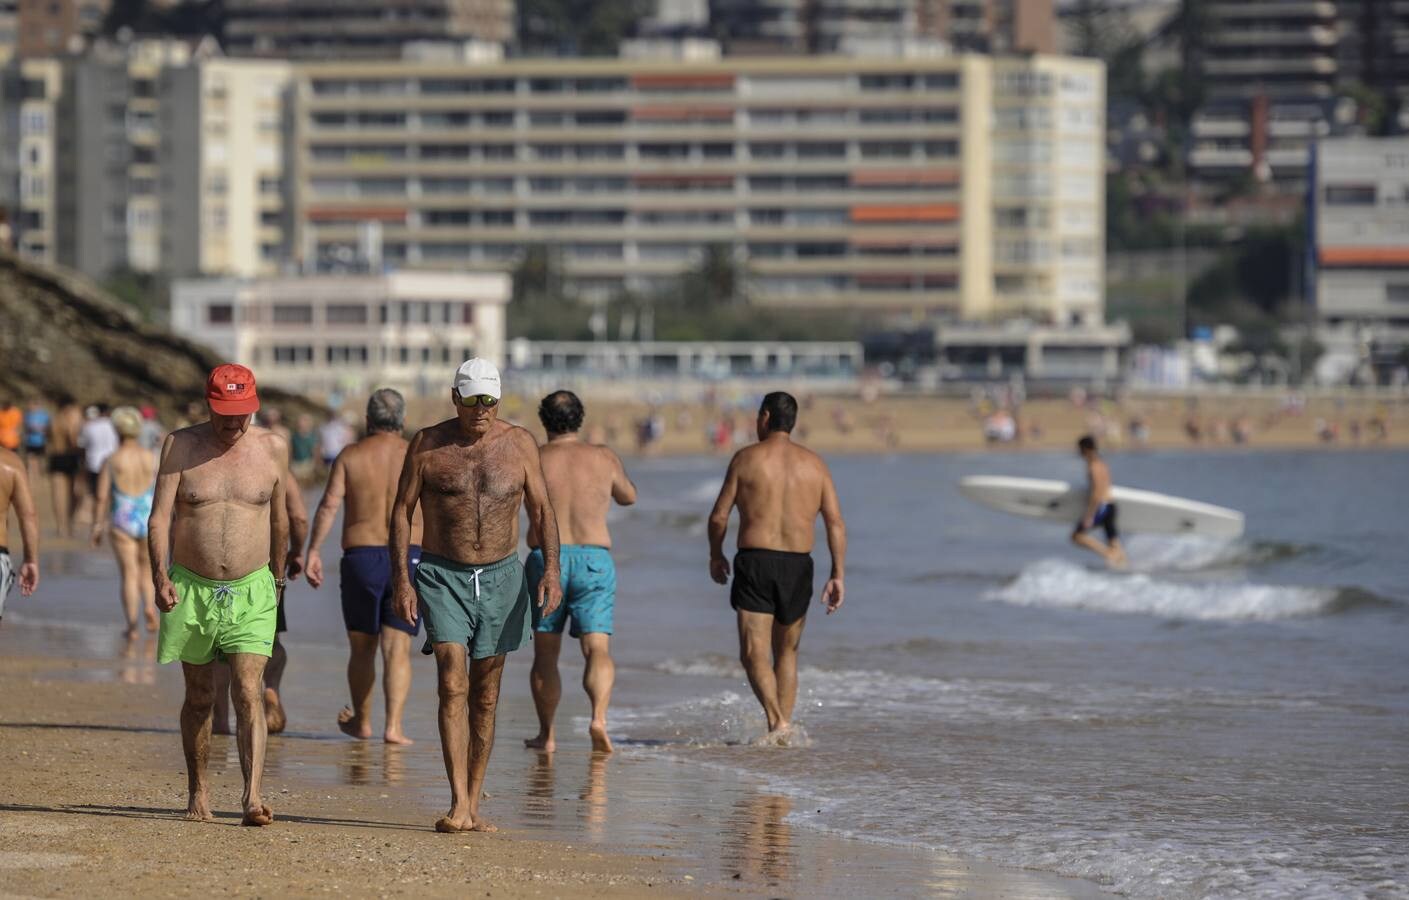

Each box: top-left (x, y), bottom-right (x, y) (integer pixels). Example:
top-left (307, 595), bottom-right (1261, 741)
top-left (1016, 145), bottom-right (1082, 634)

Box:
top-left (0, 617), bottom-right (1114, 899)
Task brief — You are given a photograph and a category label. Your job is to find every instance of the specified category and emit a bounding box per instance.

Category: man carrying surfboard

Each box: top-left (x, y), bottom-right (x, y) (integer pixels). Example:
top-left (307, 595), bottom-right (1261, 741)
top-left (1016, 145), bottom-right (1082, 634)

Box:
top-left (1072, 435), bottom-right (1127, 568)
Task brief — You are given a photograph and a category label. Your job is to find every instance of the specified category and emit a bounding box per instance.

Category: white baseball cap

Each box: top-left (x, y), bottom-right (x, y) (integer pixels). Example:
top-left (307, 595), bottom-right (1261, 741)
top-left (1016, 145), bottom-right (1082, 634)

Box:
top-left (453, 358), bottom-right (501, 400)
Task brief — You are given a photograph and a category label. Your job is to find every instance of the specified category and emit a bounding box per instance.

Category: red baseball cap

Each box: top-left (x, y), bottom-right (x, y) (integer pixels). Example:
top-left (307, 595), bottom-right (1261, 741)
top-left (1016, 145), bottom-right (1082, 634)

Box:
top-left (206, 364), bottom-right (260, 415)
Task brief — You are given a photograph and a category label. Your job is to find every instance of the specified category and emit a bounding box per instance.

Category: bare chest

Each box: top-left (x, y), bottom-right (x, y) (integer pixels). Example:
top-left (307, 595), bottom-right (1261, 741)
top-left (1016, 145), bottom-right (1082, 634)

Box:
top-left (180, 453), bottom-right (278, 508)
top-left (422, 445), bottom-right (523, 506)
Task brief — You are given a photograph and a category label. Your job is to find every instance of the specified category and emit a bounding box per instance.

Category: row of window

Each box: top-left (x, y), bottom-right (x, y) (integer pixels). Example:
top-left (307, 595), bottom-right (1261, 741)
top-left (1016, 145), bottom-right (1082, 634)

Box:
top-left (309, 107), bottom-right (961, 131)
top-left (309, 73), bottom-right (961, 98)
top-left (308, 174), bottom-right (957, 199)
top-left (308, 140), bottom-right (959, 163)
top-left (207, 301), bottom-right (477, 326)
top-left (262, 345), bottom-right (478, 367)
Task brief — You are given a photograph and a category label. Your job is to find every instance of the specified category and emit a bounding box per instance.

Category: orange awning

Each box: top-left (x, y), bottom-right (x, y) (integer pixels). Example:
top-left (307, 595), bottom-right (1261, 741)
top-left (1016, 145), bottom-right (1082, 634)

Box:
top-left (851, 204), bottom-right (959, 223)
top-left (1319, 247), bottom-right (1409, 267)
top-left (632, 73), bottom-right (735, 90)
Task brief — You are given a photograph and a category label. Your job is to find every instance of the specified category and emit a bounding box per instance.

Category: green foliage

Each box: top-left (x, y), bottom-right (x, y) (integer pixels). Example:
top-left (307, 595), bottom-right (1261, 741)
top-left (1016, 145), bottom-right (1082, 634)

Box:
top-left (1185, 224), bottom-right (1306, 333)
top-left (102, 267), bottom-right (167, 323)
top-left (517, 0), bottom-right (654, 55)
top-left (507, 244), bottom-right (869, 342)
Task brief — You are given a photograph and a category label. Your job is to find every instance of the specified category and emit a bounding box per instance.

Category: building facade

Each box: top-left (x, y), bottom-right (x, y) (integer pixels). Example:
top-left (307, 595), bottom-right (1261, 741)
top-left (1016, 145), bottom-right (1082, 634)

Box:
top-left (291, 53), bottom-right (1105, 325)
top-left (160, 57), bottom-right (292, 278)
top-left (170, 271), bottom-right (511, 398)
top-left (1190, 1), bottom-right (1409, 190)
top-left (1312, 137), bottom-right (1409, 382)
top-left (16, 0), bottom-right (107, 59)
top-left (223, 0), bottom-right (515, 60)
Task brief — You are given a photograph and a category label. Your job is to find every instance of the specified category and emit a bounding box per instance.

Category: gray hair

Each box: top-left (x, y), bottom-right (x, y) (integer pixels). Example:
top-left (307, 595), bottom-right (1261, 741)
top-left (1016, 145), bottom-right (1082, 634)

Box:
top-left (366, 388), bottom-right (406, 433)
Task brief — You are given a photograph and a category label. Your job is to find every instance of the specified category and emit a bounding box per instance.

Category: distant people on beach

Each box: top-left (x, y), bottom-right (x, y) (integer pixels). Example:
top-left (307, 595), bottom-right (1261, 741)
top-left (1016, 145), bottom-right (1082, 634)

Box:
top-left (0, 399), bottom-right (20, 452)
top-left (21, 399), bottom-right (49, 483)
top-left (0, 443), bottom-right (40, 622)
top-left (319, 415), bottom-right (354, 470)
top-left (290, 414), bottom-right (318, 483)
top-left (389, 359), bottom-right (561, 833)
top-left (90, 406), bottom-right (158, 639)
top-left (306, 388), bottom-right (422, 746)
top-left (148, 364), bottom-right (289, 826)
top-left (46, 395), bottom-right (83, 538)
top-left (77, 404), bottom-right (119, 526)
top-left (524, 390), bottom-right (636, 755)
top-left (1071, 435), bottom-right (1126, 569)
top-left (708, 392), bottom-right (846, 745)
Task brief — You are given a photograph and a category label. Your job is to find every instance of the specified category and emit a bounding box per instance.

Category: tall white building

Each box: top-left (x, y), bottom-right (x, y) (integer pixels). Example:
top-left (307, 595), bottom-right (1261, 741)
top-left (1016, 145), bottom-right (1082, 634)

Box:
top-left (160, 57), bottom-right (293, 278)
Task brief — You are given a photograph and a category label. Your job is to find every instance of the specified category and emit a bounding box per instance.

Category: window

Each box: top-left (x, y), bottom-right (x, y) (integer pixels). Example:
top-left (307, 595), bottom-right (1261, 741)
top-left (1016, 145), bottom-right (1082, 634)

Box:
top-left (21, 110), bottom-right (46, 135)
top-left (272, 345), bottom-right (313, 364)
top-left (326, 304), bottom-right (368, 325)
top-left (1387, 285), bottom-right (1409, 303)
top-left (326, 345), bottom-right (369, 364)
top-left (272, 304), bottom-right (313, 325)
top-left (1324, 185), bottom-right (1376, 206)
top-left (207, 304), bottom-right (234, 324)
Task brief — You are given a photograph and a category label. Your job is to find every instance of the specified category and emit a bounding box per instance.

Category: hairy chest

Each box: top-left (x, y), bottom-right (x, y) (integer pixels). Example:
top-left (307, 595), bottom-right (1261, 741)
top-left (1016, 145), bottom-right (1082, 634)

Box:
top-left (421, 445), bottom-right (523, 506)
top-left (180, 452), bottom-right (278, 508)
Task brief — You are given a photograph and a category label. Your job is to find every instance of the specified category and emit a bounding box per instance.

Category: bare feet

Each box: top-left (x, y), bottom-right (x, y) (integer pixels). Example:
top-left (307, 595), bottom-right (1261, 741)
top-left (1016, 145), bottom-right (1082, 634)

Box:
top-left (265, 688), bottom-right (287, 734)
top-left (434, 809), bottom-right (474, 833)
top-left (470, 819), bottom-right (498, 833)
top-left (383, 729), bottom-right (414, 746)
top-left (523, 732), bottom-right (555, 752)
top-left (124, 626), bottom-right (139, 641)
top-left (240, 804), bottom-right (274, 827)
top-left (1106, 548), bottom-right (1129, 570)
top-left (588, 720), bottom-right (613, 754)
top-left (184, 794), bottom-right (213, 822)
top-left (337, 706), bottom-right (371, 739)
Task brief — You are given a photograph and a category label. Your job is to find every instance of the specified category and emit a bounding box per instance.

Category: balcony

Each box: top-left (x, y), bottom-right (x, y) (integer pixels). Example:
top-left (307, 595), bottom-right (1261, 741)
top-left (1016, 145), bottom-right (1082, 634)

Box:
top-left (1192, 118), bottom-right (1251, 138)
top-left (1204, 57), bottom-right (1337, 77)
top-left (1207, 2), bottom-right (1336, 19)
top-left (1206, 25), bottom-right (1338, 47)
top-left (1190, 146), bottom-right (1253, 169)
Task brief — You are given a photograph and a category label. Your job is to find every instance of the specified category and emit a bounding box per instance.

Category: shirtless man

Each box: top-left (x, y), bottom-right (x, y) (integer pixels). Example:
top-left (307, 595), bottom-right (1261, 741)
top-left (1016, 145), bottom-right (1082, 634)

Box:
top-left (390, 359), bottom-right (562, 833)
top-left (211, 480), bottom-right (306, 736)
top-left (523, 391), bottom-right (636, 754)
top-left (1071, 435), bottom-right (1126, 567)
top-left (0, 446), bottom-right (40, 622)
top-left (307, 388), bottom-right (422, 745)
top-left (148, 364), bottom-right (289, 826)
top-left (708, 391), bottom-right (846, 744)
top-left (47, 394), bottom-right (83, 538)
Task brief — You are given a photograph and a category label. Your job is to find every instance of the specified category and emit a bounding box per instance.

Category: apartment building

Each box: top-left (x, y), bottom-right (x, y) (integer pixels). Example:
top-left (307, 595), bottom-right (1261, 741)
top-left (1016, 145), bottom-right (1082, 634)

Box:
top-left (0, 57), bottom-right (62, 261)
top-left (1312, 137), bottom-right (1409, 382)
top-left (53, 38), bottom-right (195, 277)
top-left (160, 57), bottom-right (292, 277)
top-left (223, 0), bottom-right (515, 60)
top-left (1190, 1), bottom-right (1409, 189)
top-left (291, 53), bottom-right (1105, 325)
top-left (16, 0), bottom-right (107, 58)
top-left (170, 271), bottom-right (510, 398)
top-left (708, 0), bottom-right (1054, 55)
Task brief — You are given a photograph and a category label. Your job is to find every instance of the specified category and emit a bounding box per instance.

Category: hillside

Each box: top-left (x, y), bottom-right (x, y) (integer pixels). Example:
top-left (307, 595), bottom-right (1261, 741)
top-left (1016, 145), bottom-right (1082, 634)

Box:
top-left (0, 252), bottom-right (322, 422)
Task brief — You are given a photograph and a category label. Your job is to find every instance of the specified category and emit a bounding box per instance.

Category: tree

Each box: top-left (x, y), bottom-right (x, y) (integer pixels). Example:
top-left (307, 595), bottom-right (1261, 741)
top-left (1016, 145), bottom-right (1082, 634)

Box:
top-left (517, 0), bottom-right (654, 56)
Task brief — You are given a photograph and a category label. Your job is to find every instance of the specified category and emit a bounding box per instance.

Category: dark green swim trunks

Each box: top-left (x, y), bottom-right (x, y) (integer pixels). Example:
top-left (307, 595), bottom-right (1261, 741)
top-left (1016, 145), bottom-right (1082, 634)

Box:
top-left (414, 552), bottom-right (532, 660)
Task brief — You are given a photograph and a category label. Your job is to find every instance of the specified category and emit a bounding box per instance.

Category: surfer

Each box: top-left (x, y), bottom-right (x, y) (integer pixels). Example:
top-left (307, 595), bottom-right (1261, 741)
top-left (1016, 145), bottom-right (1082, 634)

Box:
top-left (707, 391), bottom-right (846, 745)
top-left (1072, 435), bottom-right (1126, 568)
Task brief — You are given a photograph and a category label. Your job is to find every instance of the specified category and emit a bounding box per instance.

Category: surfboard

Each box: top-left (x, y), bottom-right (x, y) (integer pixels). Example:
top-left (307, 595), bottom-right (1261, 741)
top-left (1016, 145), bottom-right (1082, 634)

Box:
top-left (958, 476), bottom-right (1245, 539)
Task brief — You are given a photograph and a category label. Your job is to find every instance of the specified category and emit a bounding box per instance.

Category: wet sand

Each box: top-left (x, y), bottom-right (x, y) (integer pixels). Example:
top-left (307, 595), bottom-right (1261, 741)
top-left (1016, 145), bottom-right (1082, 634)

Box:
top-left (0, 600), bottom-right (1112, 898)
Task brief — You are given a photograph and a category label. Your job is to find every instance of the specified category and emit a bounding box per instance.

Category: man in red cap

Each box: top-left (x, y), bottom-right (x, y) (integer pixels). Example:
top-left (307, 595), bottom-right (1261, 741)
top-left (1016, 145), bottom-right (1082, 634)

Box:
top-left (147, 363), bottom-right (291, 826)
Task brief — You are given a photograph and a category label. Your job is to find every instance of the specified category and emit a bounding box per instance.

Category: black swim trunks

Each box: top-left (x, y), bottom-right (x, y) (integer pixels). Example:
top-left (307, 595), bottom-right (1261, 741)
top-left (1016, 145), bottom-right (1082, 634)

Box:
top-left (47, 451), bottom-right (79, 476)
top-left (731, 549), bottom-right (814, 626)
top-left (1073, 503), bottom-right (1119, 541)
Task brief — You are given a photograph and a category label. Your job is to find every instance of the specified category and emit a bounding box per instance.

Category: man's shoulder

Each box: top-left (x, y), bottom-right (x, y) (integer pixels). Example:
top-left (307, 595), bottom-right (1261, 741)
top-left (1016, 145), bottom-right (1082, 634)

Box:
top-left (0, 446), bottom-right (22, 472)
top-left (500, 421), bottom-right (538, 450)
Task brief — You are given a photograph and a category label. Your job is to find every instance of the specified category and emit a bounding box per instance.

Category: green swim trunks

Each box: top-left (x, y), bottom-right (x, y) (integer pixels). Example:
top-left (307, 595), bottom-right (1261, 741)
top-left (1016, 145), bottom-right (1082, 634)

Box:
top-left (415, 552), bottom-right (531, 660)
top-left (157, 564), bottom-right (278, 665)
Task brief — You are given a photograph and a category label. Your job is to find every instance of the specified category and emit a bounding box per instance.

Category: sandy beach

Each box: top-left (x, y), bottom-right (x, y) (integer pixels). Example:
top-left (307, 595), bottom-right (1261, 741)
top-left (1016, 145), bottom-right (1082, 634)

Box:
top-left (0, 549), bottom-right (1113, 899)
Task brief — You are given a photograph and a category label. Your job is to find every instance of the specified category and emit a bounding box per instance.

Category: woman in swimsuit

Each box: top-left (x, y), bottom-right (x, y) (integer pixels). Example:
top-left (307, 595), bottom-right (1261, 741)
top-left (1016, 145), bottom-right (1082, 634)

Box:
top-left (91, 406), bottom-right (158, 638)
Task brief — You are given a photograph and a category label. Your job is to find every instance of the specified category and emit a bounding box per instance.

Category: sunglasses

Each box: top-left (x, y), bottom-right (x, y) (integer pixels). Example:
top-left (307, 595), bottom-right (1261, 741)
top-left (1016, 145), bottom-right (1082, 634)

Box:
top-left (457, 393), bottom-right (499, 408)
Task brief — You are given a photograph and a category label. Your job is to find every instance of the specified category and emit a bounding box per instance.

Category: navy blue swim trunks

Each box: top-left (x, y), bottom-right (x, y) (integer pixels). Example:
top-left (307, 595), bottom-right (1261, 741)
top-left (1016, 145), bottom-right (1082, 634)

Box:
top-left (340, 545), bottom-right (421, 636)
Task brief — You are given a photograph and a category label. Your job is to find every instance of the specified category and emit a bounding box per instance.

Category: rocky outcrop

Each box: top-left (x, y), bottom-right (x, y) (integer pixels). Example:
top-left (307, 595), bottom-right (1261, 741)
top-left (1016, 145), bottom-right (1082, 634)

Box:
top-left (0, 252), bottom-right (323, 422)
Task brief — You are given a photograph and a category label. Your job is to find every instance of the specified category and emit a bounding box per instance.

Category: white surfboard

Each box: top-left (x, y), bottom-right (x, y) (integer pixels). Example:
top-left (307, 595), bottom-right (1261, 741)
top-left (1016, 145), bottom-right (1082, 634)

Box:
top-left (958, 476), bottom-right (1245, 539)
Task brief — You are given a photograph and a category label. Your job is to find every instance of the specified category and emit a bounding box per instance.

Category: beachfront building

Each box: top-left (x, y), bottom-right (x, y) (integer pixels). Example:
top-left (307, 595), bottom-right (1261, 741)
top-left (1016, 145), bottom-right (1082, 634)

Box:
top-left (159, 56), bottom-right (293, 278)
top-left (223, 0), bottom-right (516, 59)
top-left (290, 52), bottom-right (1105, 325)
top-left (1311, 137), bottom-right (1409, 384)
top-left (507, 337), bottom-right (862, 379)
top-left (0, 57), bottom-right (63, 263)
top-left (170, 271), bottom-right (511, 398)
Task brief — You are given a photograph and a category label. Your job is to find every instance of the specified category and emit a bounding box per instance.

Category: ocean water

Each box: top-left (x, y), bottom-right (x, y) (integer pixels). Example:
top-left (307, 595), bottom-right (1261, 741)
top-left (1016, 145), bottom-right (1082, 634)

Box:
top-left (602, 448), bottom-right (1409, 898)
top-left (8, 448), bottom-right (1409, 897)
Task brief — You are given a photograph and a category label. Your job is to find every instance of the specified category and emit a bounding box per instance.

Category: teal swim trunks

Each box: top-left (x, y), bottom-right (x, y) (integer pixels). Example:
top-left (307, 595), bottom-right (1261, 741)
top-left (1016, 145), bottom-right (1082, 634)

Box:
top-left (157, 564), bottom-right (278, 665)
top-left (526, 545), bottom-right (616, 637)
top-left (415, 551), bottom-right (532, 659)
